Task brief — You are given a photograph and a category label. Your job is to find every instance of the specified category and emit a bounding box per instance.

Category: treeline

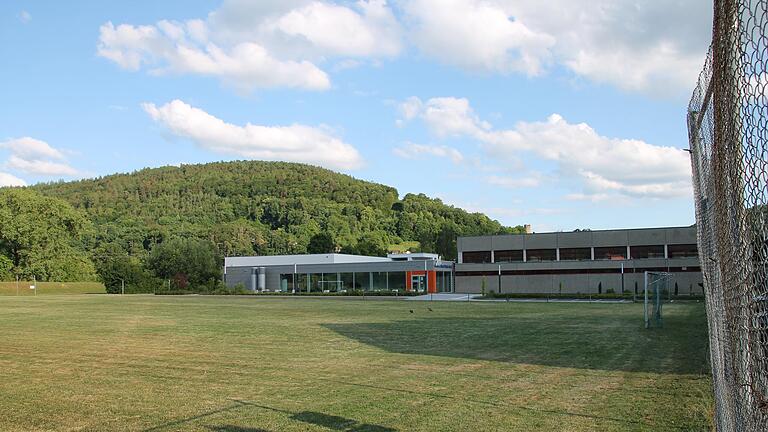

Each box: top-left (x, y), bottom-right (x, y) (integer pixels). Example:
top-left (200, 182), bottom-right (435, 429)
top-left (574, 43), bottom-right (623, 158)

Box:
top-left (0, 161), bottom-right (524, 292)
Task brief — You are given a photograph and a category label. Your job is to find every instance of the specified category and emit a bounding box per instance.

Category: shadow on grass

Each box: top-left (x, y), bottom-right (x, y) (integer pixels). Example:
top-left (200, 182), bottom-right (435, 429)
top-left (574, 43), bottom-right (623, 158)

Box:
top-left (290, 411), bottom-right (396, 431)
top-left (207, 426), bottom-right (270, 432)
top-left (144, 399), bottom-right (396, 432)
top-left (323, 311), bottom-right (710, 374)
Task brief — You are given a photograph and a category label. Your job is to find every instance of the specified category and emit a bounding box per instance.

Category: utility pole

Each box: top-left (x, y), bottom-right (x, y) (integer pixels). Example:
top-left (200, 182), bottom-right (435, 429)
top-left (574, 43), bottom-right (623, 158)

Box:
top-left (16, 276), bottom-right (19, 296)
top-left (120, 278), bottom-right (125, 296)
top-left (33, 275), bottom-right (36, 296)
top-left (621, 262), bottom-right (625, 296)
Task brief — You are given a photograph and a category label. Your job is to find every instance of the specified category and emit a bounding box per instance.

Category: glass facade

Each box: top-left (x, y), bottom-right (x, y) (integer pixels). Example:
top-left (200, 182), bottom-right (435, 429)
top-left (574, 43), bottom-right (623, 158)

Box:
top-left (558, 247), bottom-right (592, 261)
top-left (389, 271), bottom-right (407, 291)
top-left (594, 246), bottom-right (627, 260)
top-left (526, 249), bottom-right (557, 262)
top-left (494, 249), bottom-right (523, 262)
top-left (462, 251), bottom-right (492, 263)
top-left (435, 271), bottom-right (453, 292)
top-left (668, 244), bottom-right (698, 258)
top-left (630, 245), bottom-right (665, 259)
top-left (279, 274), bottom-right (294, 292)
top-left (279, 270), bottom-right (440, 293)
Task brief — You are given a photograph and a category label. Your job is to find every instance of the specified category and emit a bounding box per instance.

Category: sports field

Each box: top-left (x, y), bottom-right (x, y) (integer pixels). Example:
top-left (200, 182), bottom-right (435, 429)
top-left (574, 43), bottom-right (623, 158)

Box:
top-left (0, 296), bottom-right (712, 431)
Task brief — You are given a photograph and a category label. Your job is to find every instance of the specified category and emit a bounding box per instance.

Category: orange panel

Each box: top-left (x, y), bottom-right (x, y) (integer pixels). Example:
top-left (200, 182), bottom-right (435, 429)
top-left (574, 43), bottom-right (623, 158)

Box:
top-left (428, 271), bottom-right (437, 293)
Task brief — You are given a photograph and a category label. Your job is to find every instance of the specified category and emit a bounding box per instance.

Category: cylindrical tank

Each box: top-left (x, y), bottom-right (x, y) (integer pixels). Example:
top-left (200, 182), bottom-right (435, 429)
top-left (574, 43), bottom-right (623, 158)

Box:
top-left (250, 268), bottom-right (258, 292)
top-left (258, 267), bottom-right (266, 291)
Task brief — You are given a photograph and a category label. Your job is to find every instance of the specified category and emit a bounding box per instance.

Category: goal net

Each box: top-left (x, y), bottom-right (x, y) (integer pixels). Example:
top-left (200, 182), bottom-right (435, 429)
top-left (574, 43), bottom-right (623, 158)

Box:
top-left (644, 271), bottom-right (670, 329)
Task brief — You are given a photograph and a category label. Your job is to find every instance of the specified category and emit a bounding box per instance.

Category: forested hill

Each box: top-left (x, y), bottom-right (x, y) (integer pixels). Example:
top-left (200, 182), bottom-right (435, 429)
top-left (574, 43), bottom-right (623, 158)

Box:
top-left (32, 161), bottom-right (524, 261)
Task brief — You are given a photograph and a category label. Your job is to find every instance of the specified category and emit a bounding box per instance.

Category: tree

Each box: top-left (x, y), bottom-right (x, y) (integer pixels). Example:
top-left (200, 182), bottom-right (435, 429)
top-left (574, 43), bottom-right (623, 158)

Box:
top-left (0, 254), bottom-right (12, 281)
top-left (147, 238), bottom-right (221, 290)
top-left (92, 243), bottom-right (159, 293)
top-left (435, 224), bottom-right (457, 260)
top-left (307, 232), bottom-right (336, 254)
top-left (24, 160), bottom-right (524, 274)
top-left (354, 232), bottom-right (388, 257)
top-left (0, 189), bottom-right (96, 281)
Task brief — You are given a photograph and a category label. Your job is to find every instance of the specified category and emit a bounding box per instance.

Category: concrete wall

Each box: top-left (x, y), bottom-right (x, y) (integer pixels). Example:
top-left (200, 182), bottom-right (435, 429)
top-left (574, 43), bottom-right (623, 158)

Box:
top-left (455, 270), bottom-right (702, 295)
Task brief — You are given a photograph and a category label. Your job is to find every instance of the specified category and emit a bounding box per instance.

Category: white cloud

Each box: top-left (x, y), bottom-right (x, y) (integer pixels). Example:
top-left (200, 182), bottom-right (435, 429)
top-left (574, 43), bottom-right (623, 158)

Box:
top-left (403, 0), bottom-right (554, 75)
top-left (5, 155), bottom-right (79, 176)
top-left (485, 174), bottom-right (541, 189)
top-left (97, 21), bottom-right (330, 92)
top-left (0, 172), bottom-right (26, 187)
top-left (18, 10), bottom-right (31, 24)
top-left (401, 96), bottom-right (692, 199)
top-left (142, 99), bottom-right (364, 170)
top-left (0, 137), bottom-right (79, 176)
top-left (0, 137), bottom-right (65, 160)
top-left (98, 1), bottom-right (402, 92)
top-left (401, 0), bottom-right (711, 96)
top-left (268, 0), bottom-right (402, 57)
top-left (393, 142), bottom-right (463, 163)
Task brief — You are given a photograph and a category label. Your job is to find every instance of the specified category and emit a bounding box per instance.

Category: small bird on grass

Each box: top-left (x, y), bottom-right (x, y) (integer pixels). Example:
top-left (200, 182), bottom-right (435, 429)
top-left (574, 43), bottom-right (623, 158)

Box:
top-left (428, 308), bottom-right (433, 312)
top-left (409, 310), bottom-right (414, 313)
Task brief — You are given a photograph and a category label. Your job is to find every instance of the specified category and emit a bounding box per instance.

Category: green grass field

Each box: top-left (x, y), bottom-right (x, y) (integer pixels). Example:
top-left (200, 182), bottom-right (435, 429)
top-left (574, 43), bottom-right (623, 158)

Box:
top-left (0, 296), bottom-right (713, 431)
top-left (0, 281), bottom-right (106, 296)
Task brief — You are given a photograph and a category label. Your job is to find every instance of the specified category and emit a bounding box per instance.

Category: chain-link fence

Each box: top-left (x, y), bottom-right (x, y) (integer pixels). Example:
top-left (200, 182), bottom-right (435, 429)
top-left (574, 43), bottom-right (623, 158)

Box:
top-left (687, 1), bottom-right (768, 430)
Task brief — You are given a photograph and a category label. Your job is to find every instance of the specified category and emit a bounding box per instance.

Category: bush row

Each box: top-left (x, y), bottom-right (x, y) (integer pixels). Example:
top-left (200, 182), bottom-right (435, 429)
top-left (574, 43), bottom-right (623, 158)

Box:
top-left (155, 288), bottom-right (422, 297)
top-left (481, 291), bottom-right (705, 300)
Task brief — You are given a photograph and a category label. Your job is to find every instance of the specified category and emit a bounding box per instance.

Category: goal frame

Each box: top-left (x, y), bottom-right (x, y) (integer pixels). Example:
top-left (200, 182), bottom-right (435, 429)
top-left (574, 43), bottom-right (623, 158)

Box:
top-left (644, 271), bottom-right (671, 329)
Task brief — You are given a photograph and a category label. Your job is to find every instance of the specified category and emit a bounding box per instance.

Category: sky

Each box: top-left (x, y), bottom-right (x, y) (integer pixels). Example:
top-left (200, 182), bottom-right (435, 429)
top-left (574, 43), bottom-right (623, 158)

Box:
top-left (0, 0), bottom-right (713, 232)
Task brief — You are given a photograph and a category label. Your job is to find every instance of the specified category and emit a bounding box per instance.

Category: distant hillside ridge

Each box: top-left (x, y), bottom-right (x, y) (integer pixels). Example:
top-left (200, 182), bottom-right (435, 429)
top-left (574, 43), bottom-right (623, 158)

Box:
top-left (32, 160), bottom-right (525, 260)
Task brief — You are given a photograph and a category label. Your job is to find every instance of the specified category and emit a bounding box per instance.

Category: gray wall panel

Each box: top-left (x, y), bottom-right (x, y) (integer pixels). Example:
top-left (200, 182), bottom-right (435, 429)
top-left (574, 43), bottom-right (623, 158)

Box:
top-left (627, 229), bottom-right (666, 246)
top-left (556, 231), bottom-right (593, 248)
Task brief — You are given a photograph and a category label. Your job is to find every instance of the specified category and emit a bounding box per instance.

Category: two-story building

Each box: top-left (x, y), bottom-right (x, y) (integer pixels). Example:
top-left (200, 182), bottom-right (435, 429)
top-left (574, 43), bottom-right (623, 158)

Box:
top-left (455, 226), bottom-right (702, 295)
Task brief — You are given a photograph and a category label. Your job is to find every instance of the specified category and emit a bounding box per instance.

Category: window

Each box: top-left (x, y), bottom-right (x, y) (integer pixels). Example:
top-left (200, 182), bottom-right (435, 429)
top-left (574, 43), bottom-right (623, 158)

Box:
top-left (594, 246), bottom-right (627, 260)
top-left (371, 272), bottom-right (388, 290)
top-left (526, 249), bottom-right (556, 262)
top-left (339, 273), bottom-right (354, 291)
top-left (668, 244), bottom-right (698, 258)
top-left (494, 249), bottom-right (523, 262)
top-left (279, 274), bottom-right (293, 292)
top-left (559, 248), bottom-right (592, 261)
top-left (354, 272), bottom-right (371, 290)
top-left (462, 251), bottom-right (492, 263)
top-left (388, 271), bottom-right (407, 291)
top-left (630, 245), bottom-right (665, 259)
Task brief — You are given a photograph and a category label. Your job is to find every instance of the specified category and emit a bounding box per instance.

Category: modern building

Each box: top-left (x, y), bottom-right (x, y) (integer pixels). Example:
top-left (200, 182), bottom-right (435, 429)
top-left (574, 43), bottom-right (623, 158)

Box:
top-left (224, 252), bottom-right (455, 293)
top-left (455, 226), bottom-right (702, 295)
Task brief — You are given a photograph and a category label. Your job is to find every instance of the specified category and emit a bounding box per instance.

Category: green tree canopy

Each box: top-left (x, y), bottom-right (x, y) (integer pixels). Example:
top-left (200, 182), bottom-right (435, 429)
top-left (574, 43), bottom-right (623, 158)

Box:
top-left (146, 237), bottom-right (221, 290)
top-left (307, 232), bottom-right (336, 254)
top-left (0, 188), bottom-right (96, 281)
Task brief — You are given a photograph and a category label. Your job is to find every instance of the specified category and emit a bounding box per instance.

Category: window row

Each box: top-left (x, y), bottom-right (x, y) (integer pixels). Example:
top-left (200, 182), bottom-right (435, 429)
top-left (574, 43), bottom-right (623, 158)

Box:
top-left (277, 271), bottom-right (453, 293)
top-left (462, 244), bottom-right (698, 263)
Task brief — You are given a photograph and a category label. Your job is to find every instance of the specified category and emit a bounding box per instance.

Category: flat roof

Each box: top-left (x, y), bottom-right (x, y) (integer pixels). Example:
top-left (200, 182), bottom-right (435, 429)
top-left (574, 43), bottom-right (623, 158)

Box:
top-left (225, 253), bottom-right (391, 268)
top-left (458, 225), bottom-right (696, 240)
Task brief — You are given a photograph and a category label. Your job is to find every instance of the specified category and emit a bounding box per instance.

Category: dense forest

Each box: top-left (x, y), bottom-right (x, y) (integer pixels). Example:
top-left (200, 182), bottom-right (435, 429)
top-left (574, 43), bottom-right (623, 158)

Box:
top-left (1, 161), bottom-right (524, 291)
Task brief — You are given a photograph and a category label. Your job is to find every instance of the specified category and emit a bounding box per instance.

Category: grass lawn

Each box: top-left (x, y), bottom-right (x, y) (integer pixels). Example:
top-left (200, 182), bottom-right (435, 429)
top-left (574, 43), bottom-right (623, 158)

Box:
top-left (0, 296), bottom-right (713, 431)
top-left (0, 281), bottom-right (105, 296)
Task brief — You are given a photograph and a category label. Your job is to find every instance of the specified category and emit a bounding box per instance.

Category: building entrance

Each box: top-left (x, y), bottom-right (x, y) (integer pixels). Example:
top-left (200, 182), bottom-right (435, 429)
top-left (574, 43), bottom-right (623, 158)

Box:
top-left (411, 274), bottom-right (427, 293)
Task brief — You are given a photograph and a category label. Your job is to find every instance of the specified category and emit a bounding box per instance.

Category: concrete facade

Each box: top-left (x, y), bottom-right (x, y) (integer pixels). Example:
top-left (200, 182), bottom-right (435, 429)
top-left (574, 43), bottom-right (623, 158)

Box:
top-left (456, 226), bottom-right (702, 295)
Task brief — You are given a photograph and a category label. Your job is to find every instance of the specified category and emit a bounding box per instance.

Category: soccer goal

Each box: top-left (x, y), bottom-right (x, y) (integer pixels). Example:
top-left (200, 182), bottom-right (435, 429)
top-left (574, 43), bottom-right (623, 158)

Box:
top-left (317, 280), bottom-right (343, 292)
top-left (644, 271), bottom-right (671, 329)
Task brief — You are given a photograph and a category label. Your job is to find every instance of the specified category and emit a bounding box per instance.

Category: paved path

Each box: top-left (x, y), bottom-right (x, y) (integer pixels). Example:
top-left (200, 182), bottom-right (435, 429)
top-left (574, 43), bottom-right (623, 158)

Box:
top-left (407, 293), bottom-right (632, 303)
top-left (407, 293), bottom-right (480, 301)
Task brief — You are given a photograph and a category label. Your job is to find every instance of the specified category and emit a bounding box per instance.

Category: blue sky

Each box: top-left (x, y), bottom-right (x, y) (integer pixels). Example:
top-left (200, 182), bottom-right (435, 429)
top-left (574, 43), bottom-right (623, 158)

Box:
top-left (0, 0), bottom-right (713, 232)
